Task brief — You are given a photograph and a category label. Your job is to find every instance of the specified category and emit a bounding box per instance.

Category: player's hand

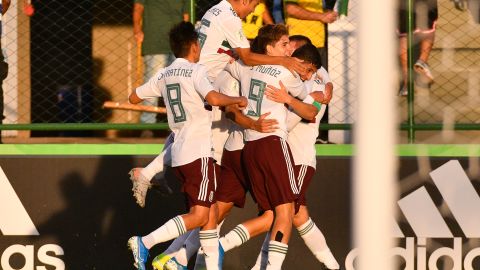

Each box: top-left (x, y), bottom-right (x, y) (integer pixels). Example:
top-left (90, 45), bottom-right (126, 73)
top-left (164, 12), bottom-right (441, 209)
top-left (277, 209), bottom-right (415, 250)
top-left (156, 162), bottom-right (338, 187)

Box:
top-left (134, 30), bottom-right (144, 44)
top-left (323, 83), bottom-right (333, 104)
top-left (310, 91), bottom-right (326, 104)
top-left (265, 81), bottom-right (293, 105)
top-left (253, 112), bottom-right (278, 133)
top-left (237, 96), bottom-right (248, 109)
top-left (282, 57), bottom-right (308, 78)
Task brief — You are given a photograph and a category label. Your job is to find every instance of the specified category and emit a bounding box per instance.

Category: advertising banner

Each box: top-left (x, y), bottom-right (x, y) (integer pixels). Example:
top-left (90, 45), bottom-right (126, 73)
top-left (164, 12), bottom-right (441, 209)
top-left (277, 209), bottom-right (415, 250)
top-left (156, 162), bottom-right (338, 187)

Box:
top-left (0, 156), bottom-right (478, 269)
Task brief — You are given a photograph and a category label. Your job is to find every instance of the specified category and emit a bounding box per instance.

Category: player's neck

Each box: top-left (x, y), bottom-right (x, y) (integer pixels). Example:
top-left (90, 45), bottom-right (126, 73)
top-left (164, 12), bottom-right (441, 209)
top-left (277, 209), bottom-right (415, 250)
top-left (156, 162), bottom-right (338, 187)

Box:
top-left (183, 54), bottom-right (197, 63)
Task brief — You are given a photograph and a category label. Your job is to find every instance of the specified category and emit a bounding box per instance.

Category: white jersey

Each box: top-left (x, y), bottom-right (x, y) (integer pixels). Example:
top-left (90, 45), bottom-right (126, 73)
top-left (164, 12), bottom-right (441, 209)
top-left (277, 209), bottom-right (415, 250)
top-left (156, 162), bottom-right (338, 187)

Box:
top-left (287, 67), bottom-right (331, 168)
top-left (136, 58), bottom-right (215, 167)
top-left (211, 71), bottom-right (239, 162)
top-left (216, 71), bottom-right (245, 152)
top-left (198, 0), bottom-right (250, 82)
top-left (226, 61), bottom-right (308, 141)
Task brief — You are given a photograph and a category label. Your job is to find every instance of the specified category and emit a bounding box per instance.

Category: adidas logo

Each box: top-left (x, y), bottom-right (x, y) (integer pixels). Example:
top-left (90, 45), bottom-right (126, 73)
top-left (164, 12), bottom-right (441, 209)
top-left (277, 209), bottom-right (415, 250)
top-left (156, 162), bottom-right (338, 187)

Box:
top-left (0, 166), bottom-right (65, 269)
top-left (0, 166), bottom-right (38, 236)
top-left (345, 160), bottom-right (480, 270)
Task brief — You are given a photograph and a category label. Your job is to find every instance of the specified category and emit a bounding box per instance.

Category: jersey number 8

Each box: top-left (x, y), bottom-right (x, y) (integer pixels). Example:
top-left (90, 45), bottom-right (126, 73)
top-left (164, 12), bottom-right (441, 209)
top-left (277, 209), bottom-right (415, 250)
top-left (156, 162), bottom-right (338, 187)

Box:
top-left (166, 83), bottom-right (187, 123)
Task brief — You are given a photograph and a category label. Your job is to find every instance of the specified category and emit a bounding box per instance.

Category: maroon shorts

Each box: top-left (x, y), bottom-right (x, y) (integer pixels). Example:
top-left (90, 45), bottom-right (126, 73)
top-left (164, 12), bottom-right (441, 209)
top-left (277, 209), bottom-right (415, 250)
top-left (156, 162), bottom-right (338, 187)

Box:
top-left (295, 165), bottom-right (315, 206)
top-left (174, 157), bottom-right (216, 208)
top-left (242, 136), bottom-right (299, 212)
top-left (216, 149), bottom-right (252, 208)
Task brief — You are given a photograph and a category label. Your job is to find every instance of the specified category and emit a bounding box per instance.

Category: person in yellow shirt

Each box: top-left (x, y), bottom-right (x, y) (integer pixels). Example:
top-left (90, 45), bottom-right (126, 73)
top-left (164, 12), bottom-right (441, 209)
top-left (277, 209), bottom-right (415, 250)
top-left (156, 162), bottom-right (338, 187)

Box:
top-left (284, 0), bottom-right (337, 68)
top-left (242, 0), bottom-right (274, 42)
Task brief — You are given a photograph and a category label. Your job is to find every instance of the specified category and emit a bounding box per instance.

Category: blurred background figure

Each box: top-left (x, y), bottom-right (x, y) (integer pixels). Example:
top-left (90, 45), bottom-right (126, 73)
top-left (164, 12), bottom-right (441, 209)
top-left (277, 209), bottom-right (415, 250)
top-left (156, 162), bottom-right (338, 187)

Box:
top-left (133, 0), bottom-right (188, 137)
top-left (397, 0), bottom-right (438, 96)
top-left (242, 0), bottom-right (274, 43)
top-left (0, 0), bottom-right (11, 144)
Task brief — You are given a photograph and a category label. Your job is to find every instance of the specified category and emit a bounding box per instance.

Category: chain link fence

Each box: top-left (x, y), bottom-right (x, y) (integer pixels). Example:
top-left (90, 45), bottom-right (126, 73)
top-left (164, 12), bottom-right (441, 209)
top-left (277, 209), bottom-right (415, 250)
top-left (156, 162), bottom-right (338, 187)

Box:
top-left (1, 0), bottom-right (479, 141)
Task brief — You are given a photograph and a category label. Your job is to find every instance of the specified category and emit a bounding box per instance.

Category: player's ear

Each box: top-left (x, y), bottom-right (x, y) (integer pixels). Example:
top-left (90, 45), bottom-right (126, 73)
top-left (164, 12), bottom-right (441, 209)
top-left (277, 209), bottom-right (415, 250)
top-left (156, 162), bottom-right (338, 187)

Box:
top-left (266, 44), bottom-right (274, 55)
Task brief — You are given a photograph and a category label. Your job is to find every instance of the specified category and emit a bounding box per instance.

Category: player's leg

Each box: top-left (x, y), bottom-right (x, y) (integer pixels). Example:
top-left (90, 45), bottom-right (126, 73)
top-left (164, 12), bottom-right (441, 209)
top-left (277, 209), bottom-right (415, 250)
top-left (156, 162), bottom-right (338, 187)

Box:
top-left (293, 206), bottom-right (339, 269)
top-left (198, 203), bottom-right (221, 270)
top-left (294, 164), bottom-right (339, 269)
top-left (129, 133), bottom-right (174, 207)
top-left (220, 210), bottom-right (274, 253)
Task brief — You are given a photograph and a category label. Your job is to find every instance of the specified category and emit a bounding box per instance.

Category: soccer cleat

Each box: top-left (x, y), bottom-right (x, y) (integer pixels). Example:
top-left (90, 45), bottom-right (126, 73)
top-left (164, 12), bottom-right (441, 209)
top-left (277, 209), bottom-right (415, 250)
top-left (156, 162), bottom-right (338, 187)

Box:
top-left (317, 249), bottom-right (340, 270)
top-left (128, 236), bottom-right (149, 270)
top-left (129, 168), bottom-right (151, 207)
top-left (152, 253), bottom-right (172, 270)
top-left (163, 257), bottom-right (188, 270)
top-left (218, 242), bottom-right (225, 269)
top-left (414, 60), bottom-right (434, 83)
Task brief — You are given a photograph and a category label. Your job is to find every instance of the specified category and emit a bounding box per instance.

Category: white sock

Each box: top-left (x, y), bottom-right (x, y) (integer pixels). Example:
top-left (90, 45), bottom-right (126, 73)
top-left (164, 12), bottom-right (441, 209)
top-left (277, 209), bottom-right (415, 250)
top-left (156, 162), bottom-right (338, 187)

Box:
top-left (175, 228), bottom-right (200, 266)
top-left (141, 133), bottom-right (174, 180)
top-left (163, 230), bottom-right (192, 258)
top-left (266, 241), bottom-right (288, 270)
top-left (199, 230), bottom-right (220, 270)
top-left (297, 218), bottom-right (327, 255)
top-left (219, 224), bottom-right (250, 252)
top-left (142, 216), bottom-right (187, 249)
top-left (251, 232), bottom-right (270, 270)
top-left (142, 148), bottom-right (167, 180)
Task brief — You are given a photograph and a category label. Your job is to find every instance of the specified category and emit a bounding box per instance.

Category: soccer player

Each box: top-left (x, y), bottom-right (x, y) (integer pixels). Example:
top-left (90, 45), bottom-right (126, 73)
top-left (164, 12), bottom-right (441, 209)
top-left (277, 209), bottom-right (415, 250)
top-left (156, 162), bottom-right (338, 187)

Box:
top-left (223, 44), bottom-right (339, 269)
top-left (223, 24), bottom-right (318, 270)
top-left (127, 21), bottom-right (247, 270)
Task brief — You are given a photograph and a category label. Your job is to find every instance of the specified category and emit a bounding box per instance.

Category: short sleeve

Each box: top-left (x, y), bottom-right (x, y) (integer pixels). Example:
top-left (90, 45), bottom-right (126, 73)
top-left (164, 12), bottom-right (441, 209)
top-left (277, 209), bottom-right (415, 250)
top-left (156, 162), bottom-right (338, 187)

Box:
top-left (281, 71), bottom-right (308, 99)
top-left (193, 65), bottom-right (215, 99)
top-left (316, 67), bottom-right (331, 84)
top-left (219, 16), bottom-right (250, 49)
top-left (135, 68), bottom-right (165, 99)
top-left (225, 60), bottom-right (249, 81)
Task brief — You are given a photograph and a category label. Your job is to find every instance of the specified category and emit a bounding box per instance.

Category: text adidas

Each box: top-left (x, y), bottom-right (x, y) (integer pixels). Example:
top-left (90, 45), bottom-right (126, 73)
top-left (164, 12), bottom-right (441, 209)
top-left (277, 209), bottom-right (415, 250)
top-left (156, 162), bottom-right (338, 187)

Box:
top-left (345, 237), bottom-right (480, 270)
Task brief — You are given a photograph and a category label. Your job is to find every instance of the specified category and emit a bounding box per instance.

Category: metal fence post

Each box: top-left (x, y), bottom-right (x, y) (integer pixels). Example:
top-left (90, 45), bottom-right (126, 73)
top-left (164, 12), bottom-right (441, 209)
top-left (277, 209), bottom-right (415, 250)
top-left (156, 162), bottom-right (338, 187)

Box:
top-left (407, 0), bottom-right (415, 143)
top-left (190, 0), bottom-right (196, 24)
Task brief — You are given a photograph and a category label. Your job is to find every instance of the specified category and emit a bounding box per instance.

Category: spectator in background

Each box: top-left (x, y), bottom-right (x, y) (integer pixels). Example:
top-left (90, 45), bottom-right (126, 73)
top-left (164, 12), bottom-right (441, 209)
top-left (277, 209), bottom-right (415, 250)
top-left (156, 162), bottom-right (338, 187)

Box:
top-left (398, 0), bottom-right (438, 96)
top-left (0, 0), bottom-right (11, 144)
top-left (242, 0), bottom-right (274, 42)
top-left (133, 0), bottom-right (188, 137)
top-left (284, 0), bottom-right (337, 143)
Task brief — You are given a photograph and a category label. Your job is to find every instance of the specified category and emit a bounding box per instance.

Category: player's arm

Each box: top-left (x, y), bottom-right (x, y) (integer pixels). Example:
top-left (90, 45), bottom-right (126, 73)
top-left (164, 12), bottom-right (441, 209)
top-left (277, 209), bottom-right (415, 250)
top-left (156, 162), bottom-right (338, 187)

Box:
top-left (133, 2), bottom-right (144, 43)
top-left (205, 91), bottom-right (247, 108)
top-left (129, 68), bottom-right (165, 104)
top-left (235, 47), bottom-right (306, 77)
top-left (284, 2), bottom-right (338, 23)
top-left (225, 106), bottom-right (278, 133)
top-left (265, 81), bottom-right (318, 121)
top-left (129, 92), bottom-right (143, 104)
top-left (309, 82), bottom-right (333, 104)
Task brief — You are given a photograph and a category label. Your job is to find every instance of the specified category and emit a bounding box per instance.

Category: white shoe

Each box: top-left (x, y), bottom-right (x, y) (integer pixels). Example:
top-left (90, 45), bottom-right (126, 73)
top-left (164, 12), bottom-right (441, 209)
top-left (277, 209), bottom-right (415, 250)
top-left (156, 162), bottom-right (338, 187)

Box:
top-left (129, 168), bottom-right (151, 207)
top-left (398, 85), bottom-right (408, 96)
top-left (414, 60), bottom-right (434, 83)
top-left (317, 249), bottom-right (340, 269)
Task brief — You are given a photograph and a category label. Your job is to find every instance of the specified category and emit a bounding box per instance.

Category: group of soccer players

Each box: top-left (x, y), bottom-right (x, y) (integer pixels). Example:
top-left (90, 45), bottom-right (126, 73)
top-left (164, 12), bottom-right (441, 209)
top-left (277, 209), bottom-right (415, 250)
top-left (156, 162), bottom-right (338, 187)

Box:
top-left (126, 0), bottom-right (339, 269)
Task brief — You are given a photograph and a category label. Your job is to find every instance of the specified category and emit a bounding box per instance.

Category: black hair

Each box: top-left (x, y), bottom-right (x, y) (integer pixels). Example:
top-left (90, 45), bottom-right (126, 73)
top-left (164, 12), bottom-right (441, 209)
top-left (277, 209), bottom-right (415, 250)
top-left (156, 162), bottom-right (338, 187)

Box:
top-left (291, 43), bottom-right (322, 69)
top-left (289, 35), bottom-right (312, 45)
top-left (168, 21), bottom-right (199, 58)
